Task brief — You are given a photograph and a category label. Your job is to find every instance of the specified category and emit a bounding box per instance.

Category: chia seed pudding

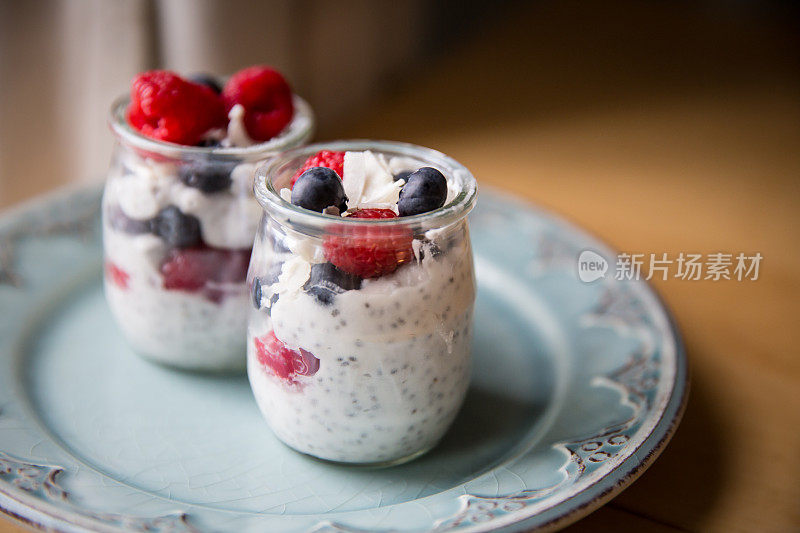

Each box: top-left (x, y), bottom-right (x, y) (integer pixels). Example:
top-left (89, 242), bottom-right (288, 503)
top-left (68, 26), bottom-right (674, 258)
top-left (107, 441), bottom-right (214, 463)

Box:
top-left (247, 141), bottom-right (477, 464)
top-left (103, 67), bottom-right (313, 372)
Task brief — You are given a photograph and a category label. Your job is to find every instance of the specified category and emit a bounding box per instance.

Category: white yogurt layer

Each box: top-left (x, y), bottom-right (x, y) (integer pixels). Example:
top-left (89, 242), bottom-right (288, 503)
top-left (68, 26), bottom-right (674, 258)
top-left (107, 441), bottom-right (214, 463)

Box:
top-left (106, 276), bottom-right (248, 371)
top-left (223, 104), bottom-right (256, 147)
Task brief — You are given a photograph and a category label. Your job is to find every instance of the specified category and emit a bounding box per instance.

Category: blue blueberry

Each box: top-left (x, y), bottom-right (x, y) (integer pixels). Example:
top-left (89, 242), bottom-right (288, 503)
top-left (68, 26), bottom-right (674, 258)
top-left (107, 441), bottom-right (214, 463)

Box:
top-left (291, 167), bottom-right (348, 213)
top-left (252, 278), bottom-right (263, 309)
top-left (393, 170), bottom-right (412, 183)
top-left (188, 73), bottom-right (222, 94)
top-left (397, 167), bottom-right (447, 216)
top-left (152, 206), bottom-right (202, 248)
top-left (107, 205), bottom-right (152, 234)
top-left (179, 161), bottom-right (235, 193)
top-left (303, 262), bottom-right (362, 305)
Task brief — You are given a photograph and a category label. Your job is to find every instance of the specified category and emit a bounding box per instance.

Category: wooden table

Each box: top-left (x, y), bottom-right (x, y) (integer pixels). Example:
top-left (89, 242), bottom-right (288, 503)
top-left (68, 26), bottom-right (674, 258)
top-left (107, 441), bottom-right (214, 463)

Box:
top-left (2, 2), bottom-right (798, 531)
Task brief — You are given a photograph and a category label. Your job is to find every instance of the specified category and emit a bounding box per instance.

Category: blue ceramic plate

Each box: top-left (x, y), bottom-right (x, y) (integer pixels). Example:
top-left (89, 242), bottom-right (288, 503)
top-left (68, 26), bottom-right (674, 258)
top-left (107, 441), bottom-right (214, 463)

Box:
top-left (0, 186), bottom-right (687, 532)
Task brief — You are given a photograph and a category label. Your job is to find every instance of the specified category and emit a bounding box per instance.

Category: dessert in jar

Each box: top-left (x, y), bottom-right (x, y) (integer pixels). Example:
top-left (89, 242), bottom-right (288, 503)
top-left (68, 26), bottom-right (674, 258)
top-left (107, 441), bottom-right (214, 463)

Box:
top-left (103, 66), bottom-right (314, 372)
top-left (247, 141), bottom-right (478, 464)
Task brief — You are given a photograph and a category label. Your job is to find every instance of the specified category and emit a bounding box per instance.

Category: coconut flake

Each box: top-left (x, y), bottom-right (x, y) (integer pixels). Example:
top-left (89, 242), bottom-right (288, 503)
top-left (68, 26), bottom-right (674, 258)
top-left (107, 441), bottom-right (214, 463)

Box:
top-left (230, 163), bottom-right (256, 196)
top-left (223, 104), bottom-right (256, 147)
top-left (343, 150), bottom-right (403, 209)
top-left (276, 256), bottom-right (311, 295)
top-left (343, 151), bottom-right (366, 205)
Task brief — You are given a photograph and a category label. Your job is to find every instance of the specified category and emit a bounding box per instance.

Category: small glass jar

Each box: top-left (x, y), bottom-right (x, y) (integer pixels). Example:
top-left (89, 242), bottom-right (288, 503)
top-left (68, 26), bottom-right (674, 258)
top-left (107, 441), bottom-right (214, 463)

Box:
top-left (247, 140), bottom-right (477, 465)
top-left (102, 95), bottom-right (314, 372)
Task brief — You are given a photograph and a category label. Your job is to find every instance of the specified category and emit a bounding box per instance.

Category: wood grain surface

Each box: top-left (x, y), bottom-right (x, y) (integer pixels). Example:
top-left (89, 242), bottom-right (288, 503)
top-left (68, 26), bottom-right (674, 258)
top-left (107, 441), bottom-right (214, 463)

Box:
top-left (2, 2), bottom-right (798, 532)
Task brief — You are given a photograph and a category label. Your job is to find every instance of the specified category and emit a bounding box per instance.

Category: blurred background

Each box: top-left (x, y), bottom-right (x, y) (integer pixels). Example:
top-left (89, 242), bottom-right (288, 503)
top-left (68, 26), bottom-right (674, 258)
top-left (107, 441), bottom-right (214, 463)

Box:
top-left (1, 1), bottom-right (799, 532)
top-left (1, 0), bottom-right (512, 203)
top-left (3, 0), bottom-right (795, 208)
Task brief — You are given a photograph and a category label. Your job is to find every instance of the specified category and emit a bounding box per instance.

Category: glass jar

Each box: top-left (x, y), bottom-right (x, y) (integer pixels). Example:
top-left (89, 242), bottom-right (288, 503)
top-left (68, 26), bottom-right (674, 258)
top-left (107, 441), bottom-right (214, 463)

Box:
top-left (247, 140), bottom-right (478, 465)
top-left (102, 95), bottom-right (314, 372)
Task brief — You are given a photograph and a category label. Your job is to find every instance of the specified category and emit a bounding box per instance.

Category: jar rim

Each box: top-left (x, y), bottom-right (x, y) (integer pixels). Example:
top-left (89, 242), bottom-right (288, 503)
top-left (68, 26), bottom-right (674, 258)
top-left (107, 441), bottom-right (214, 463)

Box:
top-left (254, 140), bottom-right (478, 229)
top-left (108, 94), bottom-right (315, 159)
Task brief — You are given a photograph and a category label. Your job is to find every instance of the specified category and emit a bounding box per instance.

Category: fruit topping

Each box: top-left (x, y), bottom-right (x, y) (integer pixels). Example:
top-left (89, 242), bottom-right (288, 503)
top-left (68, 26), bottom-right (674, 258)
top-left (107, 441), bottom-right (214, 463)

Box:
top-left (221, 65), bottom-right (294, 142)
top-left (178, 161), bottom-right (235, 193)
top-left (151, 206), bottom-right (202, 248)
top-left (397, 167), bottom-right (448, 216)
top-left (323, 208), bottom-right (414, 278)
top-left (291, 150), bottom-right (345, 187)
top-left (127, 70), bottom-right (226, 145)
top-left (291, 167), bottom-right (348, 213)
top-left (348, 208), bottom-right (397, 219)
top-left (254, 331), bottom-right (320, 383)
top-left (161, 246), bottom-right (251, 302)
top-left (341, 150), bottom-right (402, 208)
top-left (104, 262), bottom-right (130, 289)
top-left (303, 262), bottom-right (362, 305)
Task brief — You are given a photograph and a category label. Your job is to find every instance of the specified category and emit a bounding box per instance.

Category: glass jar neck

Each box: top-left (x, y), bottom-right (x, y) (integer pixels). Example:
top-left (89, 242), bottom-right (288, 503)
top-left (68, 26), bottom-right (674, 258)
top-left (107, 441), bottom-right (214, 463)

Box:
top-left (254, 140), bottom-right (477, 236)
top-left (109, 95), bottom-right (315, 162)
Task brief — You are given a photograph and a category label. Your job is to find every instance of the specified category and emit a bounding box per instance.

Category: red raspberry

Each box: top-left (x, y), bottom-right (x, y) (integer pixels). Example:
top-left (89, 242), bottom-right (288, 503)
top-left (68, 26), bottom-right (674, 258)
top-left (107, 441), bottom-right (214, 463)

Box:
top-left (127, 71), bottom-right (226, 145)
top-left (291, 150), bottom-right (345, 187)
top-left (254, 331), bottom-right (320, 383)
top-left (161, 245), bottom-right (251, 303)
top-left (105, 261), bottom-right (130, 289)
top-left (323, 209), bottom-right (414, 278)
top-left (222, 66), bottom-right (294, 142)
top-left (348, 208), bottom-right (398, 219)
